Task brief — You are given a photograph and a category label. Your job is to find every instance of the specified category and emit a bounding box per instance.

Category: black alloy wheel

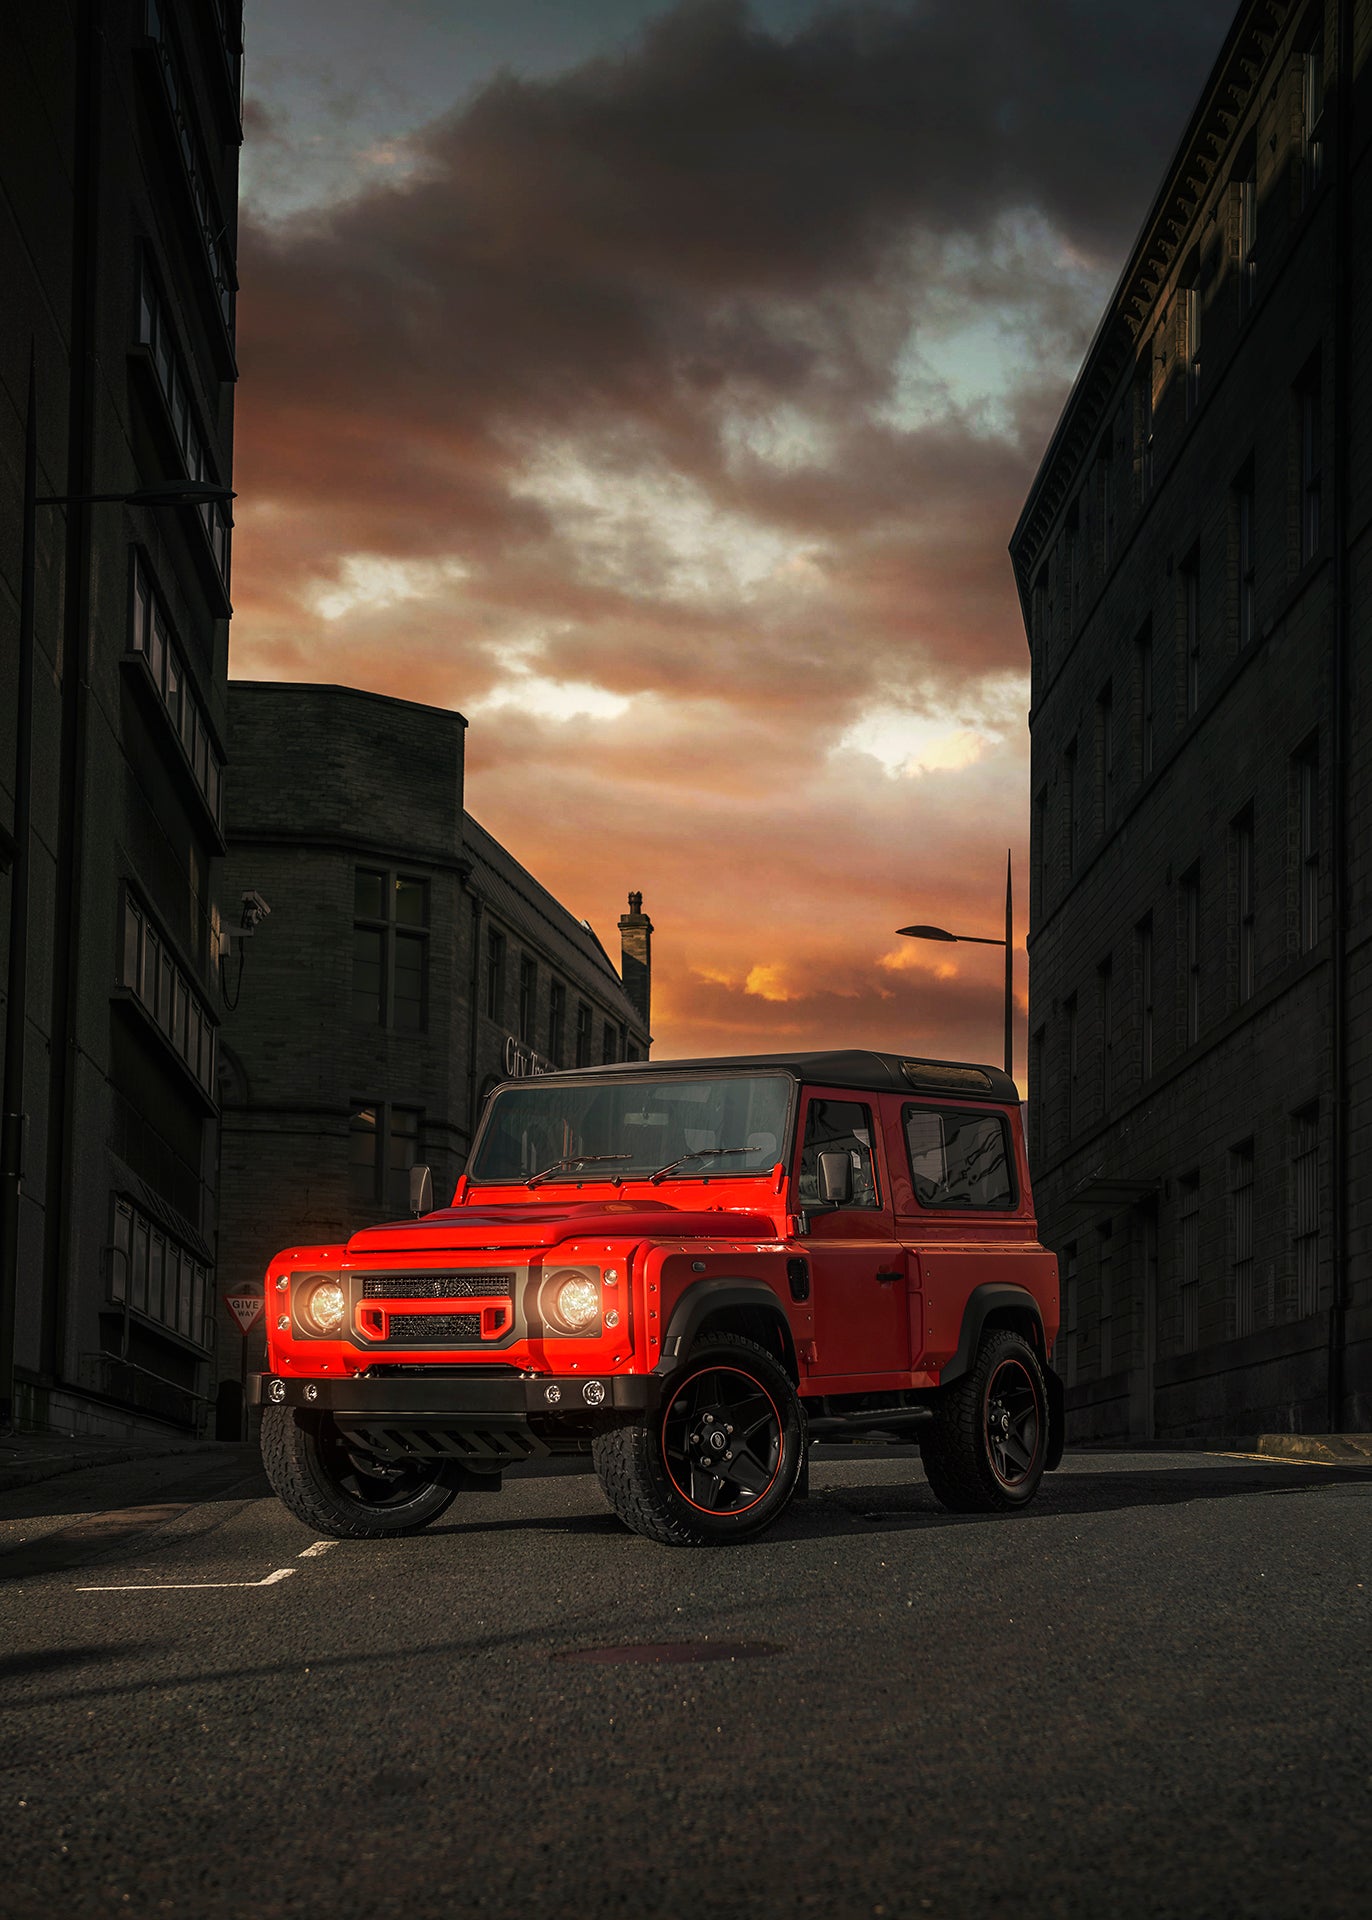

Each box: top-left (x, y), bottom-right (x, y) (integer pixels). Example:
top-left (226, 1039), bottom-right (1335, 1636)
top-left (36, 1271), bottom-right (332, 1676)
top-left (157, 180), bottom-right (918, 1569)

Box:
top-left (660, 1364), bottom-right (783, 1515)
top-left (983, 1355), bottom-right (1041, 1491)
top-left (260, 1405), bottom-right (458, 1538)
top-left (593, 1331), bottom-right (806, 1546)
top-left (920, 1328), bottom-right (1050, 1513)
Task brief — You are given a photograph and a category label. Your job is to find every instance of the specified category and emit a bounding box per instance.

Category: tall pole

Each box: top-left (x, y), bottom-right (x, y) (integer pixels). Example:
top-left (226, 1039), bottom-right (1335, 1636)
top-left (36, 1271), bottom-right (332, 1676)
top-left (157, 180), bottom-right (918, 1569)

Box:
top-left (0, 359), bottom-right (38, 1431)
top-left (1003, 849), bottom-right (1013, 1081)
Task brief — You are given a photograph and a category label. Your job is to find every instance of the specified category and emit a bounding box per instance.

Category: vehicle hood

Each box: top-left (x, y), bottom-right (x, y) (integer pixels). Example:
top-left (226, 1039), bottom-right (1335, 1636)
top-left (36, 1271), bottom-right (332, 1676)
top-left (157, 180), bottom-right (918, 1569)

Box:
top-left (344, 1200), bottom-right (779, 1257)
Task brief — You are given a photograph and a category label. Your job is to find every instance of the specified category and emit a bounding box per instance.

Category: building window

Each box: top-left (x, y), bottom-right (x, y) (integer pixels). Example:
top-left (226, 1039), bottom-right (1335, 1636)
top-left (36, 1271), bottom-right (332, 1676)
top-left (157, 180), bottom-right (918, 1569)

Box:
top-left (1237, 166), bottom-right (1258, 310)
top-left (1292, 1106), bottom-right (1318, 1315)
top-left (1296, 742), bottom-right (1319, 951)
top-left (1030, 1025), bottom-right (1045, 1168)
top-left (1136, 622), bottom-right (1154, 778)
top-left (1135, 359), bottom-right (1154, 499)
top-left (110, 1196), bottom-right (212, 1348)
top-left (518, 955), bottom-right (537, 1043)
top-left (1181, 866), bottom-right (1201, 1046)
top-left (129, 553), bottom-right (223, 826)
top-left (1234, 465), bottom-right (1256, 648)
top-left (1179, 1173), bottom-right (1200, 1352)
top-left (120, 888), bottom-right (216, 1093)
top-left (1182, 282), bottom-right (1202, 419)
top-left (1233, 808), bottom-right (1255, 1004)
top-left (1065, 500), bottom-right (1080, 628)
top-left (548, 980), bottom-right (566, 1065)
top-left (349, 1102), bottom-right (422, 1212)
top-left (601, 1021), bottom-right (618, 1065)
top-left (1033, 786), bottom-right (1049, 913)
top-left (1299, 360), bottom-right (1322, 565)
top-left (1137, 915), bottom-right (1154, 1081)
top-left (135, 255), bottom-right (231, 589)
top-left (1059, 1244), bottom-right (1078, 1386)
top-left (485, 926), bottom-right (506, 1021)
top-left (1064, 994), bottom-right (1078, 1140)
top-left (1098, 957), bottom-right (1113, 1115)
top-left (1097, 436), bottom-right (1115, 569)
top-left (1181, 546), bottom-right (1200, 717)
top-left (1301, 36), bottom-right (1325, 205)
top-left (575, 1001), bottom-right (592, 1067)
top-left (1098, 683), bottom-right (1115, 831)
top-left (1064, 739), bottom-right (1078, 876)
top-left (142, 1), bottom-right (237, 342)
top-left (353, 870), bottom-right (429, 1031)
top-left (1230, 1141), bottom-right (1255, 1337)
top-left (1098, 1223), bottom-right (1114, 1378)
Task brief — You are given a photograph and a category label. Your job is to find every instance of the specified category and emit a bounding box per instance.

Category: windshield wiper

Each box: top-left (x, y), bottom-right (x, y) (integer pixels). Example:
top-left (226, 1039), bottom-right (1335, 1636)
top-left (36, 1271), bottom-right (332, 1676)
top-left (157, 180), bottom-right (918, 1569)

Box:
top-left (525, 1154), bottom-right (633, 1188)
top-left (648, 1147), bottom-right (754, 1185)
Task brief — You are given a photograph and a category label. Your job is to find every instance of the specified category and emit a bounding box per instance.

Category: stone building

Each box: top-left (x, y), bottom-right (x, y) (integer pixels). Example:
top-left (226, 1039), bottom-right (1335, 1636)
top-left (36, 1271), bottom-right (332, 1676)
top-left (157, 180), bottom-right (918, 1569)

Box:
top-left (214, 681), bottom-right (651, 1428)
top-left (1013, 0), bottom-right (1370, 1438)
top-left (0, 4), bottom-right (242, 1436)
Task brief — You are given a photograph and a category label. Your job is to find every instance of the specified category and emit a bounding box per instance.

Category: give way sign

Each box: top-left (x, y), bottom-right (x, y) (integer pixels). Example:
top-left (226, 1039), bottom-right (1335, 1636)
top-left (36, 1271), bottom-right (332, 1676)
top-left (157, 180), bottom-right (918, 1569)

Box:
top-left (224, 1293), bottom-right (264, 1335)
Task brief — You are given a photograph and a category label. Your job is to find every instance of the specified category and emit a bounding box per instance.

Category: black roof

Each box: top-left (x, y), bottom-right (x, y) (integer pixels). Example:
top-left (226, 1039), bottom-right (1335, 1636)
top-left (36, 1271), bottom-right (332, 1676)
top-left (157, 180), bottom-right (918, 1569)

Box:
top-left (510, 1049), bottom-right (1019, 1102)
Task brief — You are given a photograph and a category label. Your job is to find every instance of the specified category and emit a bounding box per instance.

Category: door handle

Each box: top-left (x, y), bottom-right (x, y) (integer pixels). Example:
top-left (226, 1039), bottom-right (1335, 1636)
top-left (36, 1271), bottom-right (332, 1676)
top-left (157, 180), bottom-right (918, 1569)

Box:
top-left (876, 1270), bottom-right (902, 1284)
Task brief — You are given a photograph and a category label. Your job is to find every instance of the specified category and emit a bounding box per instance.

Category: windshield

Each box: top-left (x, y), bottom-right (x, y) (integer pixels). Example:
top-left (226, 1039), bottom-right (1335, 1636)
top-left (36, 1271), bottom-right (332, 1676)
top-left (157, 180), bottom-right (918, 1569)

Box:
top-left (468, 1073), bottom-right (794, 1185)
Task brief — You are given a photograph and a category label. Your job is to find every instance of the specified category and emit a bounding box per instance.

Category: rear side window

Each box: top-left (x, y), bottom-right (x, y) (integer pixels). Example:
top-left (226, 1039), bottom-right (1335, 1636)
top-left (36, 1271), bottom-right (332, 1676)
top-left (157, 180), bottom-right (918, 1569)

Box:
top-left (799, 1098), bottom-right (880, 1208)
top-left (904, 1105), bottom-right (1016, 1209)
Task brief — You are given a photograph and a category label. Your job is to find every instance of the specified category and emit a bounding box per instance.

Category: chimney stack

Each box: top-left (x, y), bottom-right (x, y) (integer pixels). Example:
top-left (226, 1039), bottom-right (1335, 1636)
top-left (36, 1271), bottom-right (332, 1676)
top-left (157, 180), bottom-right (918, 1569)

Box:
top-left (618, 891), bottom-right (652, 1038)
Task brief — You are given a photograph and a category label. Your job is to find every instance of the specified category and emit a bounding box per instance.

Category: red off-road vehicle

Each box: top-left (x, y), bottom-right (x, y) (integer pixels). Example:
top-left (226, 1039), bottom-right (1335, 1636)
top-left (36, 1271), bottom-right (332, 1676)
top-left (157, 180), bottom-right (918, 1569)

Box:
top-left (254, 1051), bottom-right (1063, 1546)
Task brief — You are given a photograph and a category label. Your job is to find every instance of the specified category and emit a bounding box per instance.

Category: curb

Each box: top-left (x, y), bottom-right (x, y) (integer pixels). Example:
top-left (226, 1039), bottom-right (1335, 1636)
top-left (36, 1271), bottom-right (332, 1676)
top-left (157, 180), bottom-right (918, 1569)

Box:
top-left (1243, 1432), bottom-right (1372, 1467)
top-left (0, 1440), bottom-right (234, 1496)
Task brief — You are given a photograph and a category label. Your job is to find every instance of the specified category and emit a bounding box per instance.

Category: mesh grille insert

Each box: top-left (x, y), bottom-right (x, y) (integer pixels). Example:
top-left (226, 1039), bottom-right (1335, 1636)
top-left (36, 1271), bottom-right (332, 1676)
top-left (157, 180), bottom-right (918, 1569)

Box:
top-left (386, 1312), bottom-right (482, 1342)
top-left (361, 1272), bottom-right (515, 1300)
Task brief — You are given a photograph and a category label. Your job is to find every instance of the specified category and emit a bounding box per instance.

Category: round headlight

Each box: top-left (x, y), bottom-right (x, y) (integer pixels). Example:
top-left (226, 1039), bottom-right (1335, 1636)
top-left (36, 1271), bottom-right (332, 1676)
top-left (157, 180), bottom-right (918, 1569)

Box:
top-left (541, 1267), bottom-right (600, 1334)
top-left (298, 1279), bottom-right (346, 1336)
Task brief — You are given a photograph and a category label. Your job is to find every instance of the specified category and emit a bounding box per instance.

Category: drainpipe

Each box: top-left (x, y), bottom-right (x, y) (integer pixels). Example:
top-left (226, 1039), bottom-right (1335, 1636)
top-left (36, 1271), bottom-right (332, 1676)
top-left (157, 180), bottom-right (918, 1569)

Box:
top-left (1327, 0), bottom-right (1353, 1433)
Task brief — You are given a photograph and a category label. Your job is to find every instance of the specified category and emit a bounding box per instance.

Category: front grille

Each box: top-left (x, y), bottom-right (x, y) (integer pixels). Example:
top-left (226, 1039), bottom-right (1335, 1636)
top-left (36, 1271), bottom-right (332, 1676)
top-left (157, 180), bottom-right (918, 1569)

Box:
top-left (387, 1312), bottom-right (481, 1341)
top-left (361, 1272), bottom-right (515, 1300)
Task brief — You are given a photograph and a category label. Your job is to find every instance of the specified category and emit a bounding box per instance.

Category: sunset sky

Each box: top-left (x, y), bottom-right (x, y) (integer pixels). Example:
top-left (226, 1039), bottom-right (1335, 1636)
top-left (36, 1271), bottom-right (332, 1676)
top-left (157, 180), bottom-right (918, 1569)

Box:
top-left (232, 0), bottom-right (1236, 1075)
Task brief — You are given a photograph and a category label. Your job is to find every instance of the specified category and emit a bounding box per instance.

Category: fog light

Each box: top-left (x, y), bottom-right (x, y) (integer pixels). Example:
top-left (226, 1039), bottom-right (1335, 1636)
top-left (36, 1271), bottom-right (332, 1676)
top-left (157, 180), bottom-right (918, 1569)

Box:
top-left (304, 1384), bottom-right (319, 1402)
top-left (583, 1380), bottom-right (606, 1406)
top-left (298, 1279), bottom-right (347, 1336)
top-left (545, 1384), bottom-right (561, 1404)
top-left (268, 1378), bottom-right (286, 1403)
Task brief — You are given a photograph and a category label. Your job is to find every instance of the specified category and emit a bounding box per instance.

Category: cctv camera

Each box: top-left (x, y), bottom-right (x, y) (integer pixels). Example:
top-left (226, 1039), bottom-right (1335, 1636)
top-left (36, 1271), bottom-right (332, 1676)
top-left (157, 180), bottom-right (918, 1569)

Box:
top-left (240, 889), bottom-right (271, 929)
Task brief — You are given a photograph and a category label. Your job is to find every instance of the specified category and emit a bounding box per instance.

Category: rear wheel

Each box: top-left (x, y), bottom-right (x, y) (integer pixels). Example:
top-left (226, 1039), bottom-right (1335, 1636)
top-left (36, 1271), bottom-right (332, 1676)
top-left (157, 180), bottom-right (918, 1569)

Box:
top-left (920, 1330), bottom-right (1049, 1513)
top-left (261, 1404), bottom-right (458, 1538)
top-left (593, 1333), bottom-right (805, 1546)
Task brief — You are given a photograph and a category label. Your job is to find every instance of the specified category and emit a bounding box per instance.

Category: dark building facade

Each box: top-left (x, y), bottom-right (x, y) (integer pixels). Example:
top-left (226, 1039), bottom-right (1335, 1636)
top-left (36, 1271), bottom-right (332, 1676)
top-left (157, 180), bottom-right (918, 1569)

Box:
top-left (1014, 0), bottom-right (1370, 1439)
top-left (1, 5), bottom-right (242, 1436)
top-left (214, 682), bottom-right (651, 1419)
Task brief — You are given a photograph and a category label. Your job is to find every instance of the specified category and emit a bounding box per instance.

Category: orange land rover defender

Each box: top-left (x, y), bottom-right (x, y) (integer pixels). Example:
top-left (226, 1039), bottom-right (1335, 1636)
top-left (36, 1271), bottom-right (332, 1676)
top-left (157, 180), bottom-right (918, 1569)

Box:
top-left (254, 1051), bottom-right (1063, 1547)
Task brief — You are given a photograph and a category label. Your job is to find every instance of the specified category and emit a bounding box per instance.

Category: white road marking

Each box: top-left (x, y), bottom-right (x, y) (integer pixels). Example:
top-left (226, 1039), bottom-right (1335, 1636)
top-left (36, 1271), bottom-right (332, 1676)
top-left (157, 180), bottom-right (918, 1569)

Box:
top-left (297, 1540), bottom-right (338, 1557)
top-left (77, 1568), bottom-right (298, 1592)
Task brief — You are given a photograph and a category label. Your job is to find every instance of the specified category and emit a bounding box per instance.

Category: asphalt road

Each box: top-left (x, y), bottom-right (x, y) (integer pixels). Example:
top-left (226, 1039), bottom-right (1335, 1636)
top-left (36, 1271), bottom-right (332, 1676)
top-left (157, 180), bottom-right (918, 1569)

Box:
top-left (1, 1444), bottom-right (1369, 1920)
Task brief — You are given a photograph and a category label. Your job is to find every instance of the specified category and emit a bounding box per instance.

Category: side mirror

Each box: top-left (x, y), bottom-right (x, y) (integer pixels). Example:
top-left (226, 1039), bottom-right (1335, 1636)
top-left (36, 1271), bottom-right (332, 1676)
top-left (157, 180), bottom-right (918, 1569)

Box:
top-left (816, 1149), bottom-right (853, 1207)
top-left (409, 1164), bottom-right (434, 1217)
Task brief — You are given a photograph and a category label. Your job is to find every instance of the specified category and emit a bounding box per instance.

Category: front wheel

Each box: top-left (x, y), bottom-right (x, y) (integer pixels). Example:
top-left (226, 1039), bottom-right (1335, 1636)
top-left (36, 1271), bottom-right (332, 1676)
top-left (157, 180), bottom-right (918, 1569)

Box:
top-left (260, 1404), bottom-right (458, 1538)
top-left (593, 1333), bottom-right (805, 1546)
top-left (920, 1330), bottom-right (1049, 1513)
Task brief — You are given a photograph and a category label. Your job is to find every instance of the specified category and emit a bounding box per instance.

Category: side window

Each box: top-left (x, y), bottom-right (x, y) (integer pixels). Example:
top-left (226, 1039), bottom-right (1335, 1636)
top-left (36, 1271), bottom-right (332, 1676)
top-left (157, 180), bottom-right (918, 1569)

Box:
top-left (904, 1105), bottom-right (1016, 1209)
top-left (798, 1098), bottom-right (880, 1209)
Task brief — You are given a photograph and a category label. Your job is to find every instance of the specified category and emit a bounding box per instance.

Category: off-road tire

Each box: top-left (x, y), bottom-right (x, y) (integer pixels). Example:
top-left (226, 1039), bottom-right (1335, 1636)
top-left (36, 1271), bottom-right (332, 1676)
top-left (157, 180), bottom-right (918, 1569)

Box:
top-left (261, 1404), bottom-right (458, 1538)
top-left (920, 1329), bottom-right (1049, 1513)
top-left (593, 1333), bottom-right (805, 1546)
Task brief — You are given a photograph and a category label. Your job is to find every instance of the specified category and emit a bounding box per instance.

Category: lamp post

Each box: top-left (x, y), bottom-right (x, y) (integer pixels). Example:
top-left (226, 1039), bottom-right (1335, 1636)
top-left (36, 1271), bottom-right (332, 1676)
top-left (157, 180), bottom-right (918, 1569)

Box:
top-left (897, 849), bottom-right (1015, 1081)
top-left (0, 359), bottom-right (234, 1430)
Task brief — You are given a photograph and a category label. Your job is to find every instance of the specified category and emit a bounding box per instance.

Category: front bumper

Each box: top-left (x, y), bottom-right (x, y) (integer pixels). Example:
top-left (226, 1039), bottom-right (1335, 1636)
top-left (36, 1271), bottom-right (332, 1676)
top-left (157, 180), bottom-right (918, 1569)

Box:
top-left (248, 1372), bottom-right (654, 1417)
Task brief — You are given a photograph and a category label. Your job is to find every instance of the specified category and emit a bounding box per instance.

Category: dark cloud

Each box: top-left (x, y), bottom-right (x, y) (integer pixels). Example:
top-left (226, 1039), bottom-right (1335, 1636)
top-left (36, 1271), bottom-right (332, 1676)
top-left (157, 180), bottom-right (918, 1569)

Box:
top-left (232, 0), bottom-right (1237, 1065)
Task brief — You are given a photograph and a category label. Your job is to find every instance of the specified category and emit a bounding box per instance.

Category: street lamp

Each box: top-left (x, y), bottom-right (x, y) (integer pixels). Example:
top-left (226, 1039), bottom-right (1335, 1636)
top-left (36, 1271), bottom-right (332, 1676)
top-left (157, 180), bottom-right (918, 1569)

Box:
top-left (897, 849), bottom-right (1016, 1081)
top-left (0, 360), bottom-right (235, 1431)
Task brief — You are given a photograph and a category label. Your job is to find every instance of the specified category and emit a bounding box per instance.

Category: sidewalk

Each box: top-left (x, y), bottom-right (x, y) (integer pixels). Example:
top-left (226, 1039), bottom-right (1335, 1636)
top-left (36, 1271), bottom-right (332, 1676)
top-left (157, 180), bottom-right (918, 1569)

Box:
top-left (0, 1425), bottom-right (231, 1495)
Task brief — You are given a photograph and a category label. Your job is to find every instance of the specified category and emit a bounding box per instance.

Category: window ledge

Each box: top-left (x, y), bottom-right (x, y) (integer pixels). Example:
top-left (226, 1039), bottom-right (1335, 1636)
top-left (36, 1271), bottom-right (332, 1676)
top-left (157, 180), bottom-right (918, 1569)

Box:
top-left (121, 652), bottom-right (226, 852)
top-left (112, 986), bottom-right (220, 1116)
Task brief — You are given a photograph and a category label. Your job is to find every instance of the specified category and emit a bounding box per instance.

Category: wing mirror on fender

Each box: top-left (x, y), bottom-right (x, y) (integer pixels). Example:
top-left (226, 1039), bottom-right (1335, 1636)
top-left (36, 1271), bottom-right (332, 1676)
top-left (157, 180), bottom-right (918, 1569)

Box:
top-left (816, 1150), bottom-right (853, 1206)
top-left (409, 1164), bottom-right (434, 1216)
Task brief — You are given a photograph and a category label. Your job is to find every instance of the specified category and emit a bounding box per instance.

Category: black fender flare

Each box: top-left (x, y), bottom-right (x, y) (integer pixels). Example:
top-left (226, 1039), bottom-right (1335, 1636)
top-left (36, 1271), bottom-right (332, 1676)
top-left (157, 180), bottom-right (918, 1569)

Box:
top-left (939, 1282), bottom-right (1064, 1470)
top-left (654, 1278), bottom-right (796, 1379)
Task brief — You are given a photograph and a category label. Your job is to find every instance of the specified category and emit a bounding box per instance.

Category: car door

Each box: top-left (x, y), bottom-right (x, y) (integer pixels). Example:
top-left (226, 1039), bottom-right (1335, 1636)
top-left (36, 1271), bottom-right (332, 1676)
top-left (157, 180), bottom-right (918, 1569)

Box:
top-left (792, 1088), bottom-right (910, 1384)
